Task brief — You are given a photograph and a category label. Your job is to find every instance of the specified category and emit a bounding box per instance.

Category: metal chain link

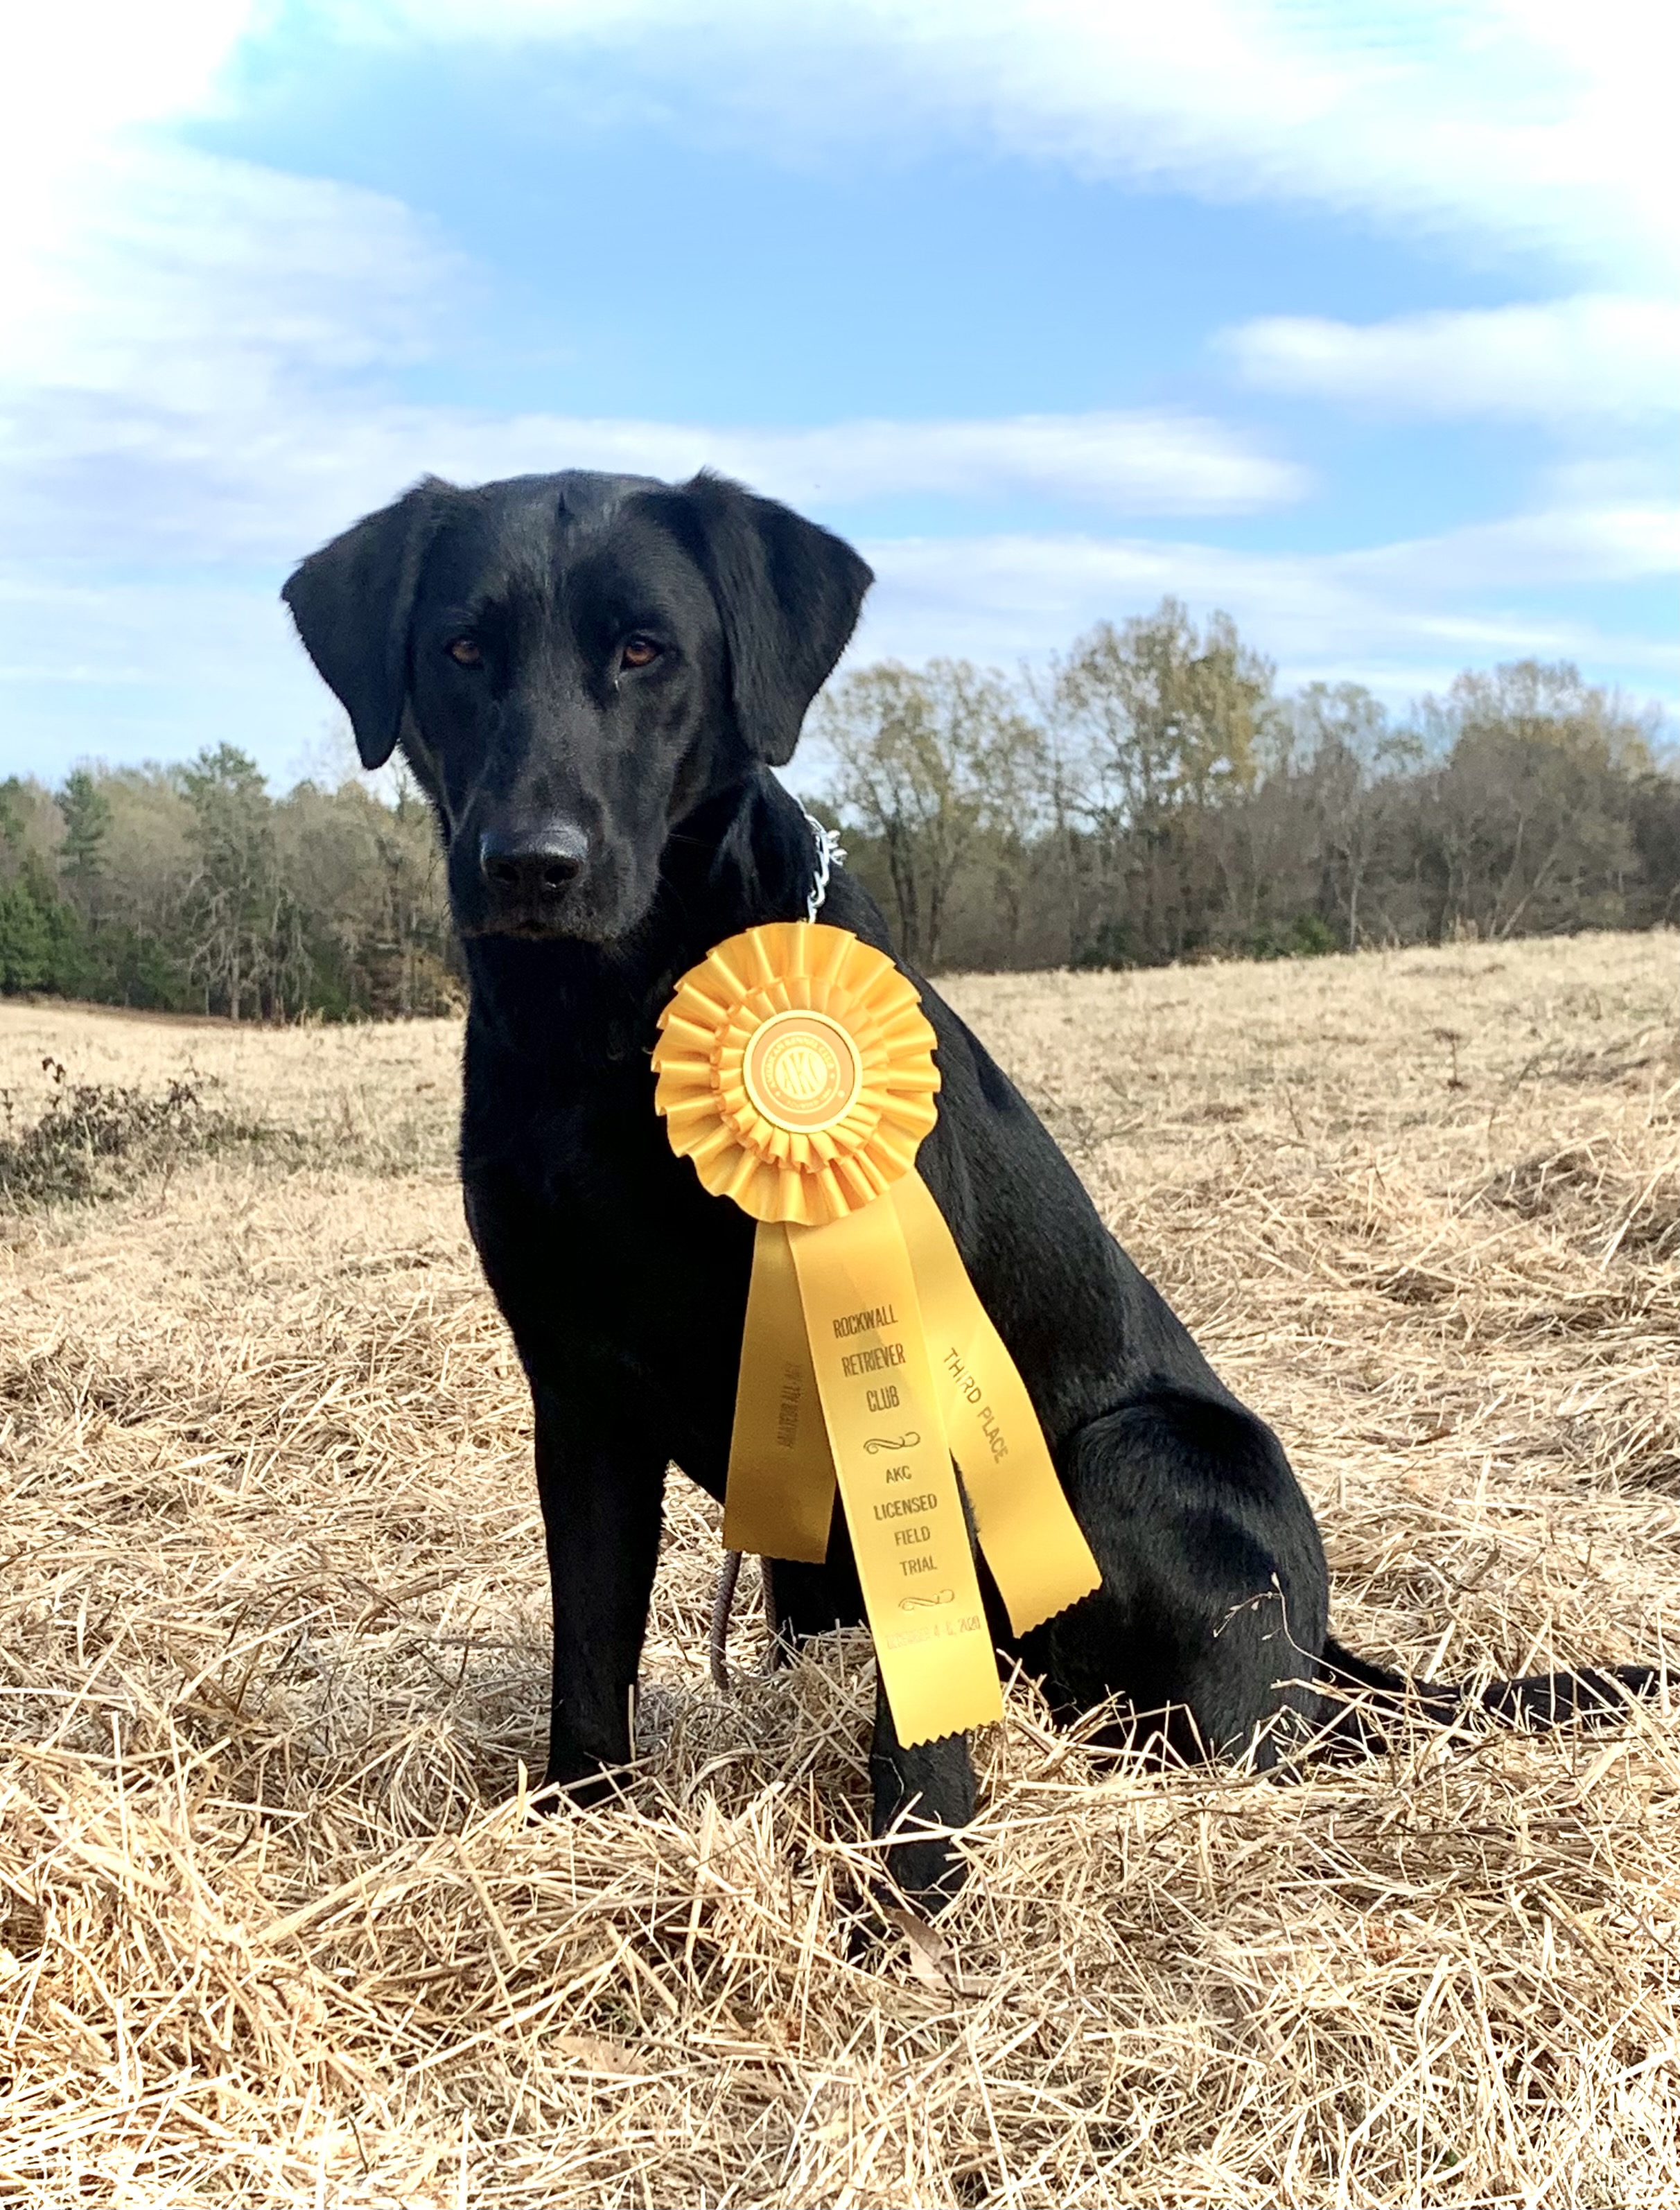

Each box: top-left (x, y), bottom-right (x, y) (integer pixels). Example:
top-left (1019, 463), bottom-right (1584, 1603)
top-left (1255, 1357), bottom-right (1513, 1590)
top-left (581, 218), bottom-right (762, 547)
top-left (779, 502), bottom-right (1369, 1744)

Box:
top-left (800, 807), bottom-right (846, 923)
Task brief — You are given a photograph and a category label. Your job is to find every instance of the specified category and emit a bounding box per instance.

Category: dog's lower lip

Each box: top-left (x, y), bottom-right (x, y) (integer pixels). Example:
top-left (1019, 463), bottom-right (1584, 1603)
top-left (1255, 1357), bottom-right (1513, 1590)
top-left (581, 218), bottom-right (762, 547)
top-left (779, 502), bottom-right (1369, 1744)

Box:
top-left (463, 910), bottom-right (591, 942)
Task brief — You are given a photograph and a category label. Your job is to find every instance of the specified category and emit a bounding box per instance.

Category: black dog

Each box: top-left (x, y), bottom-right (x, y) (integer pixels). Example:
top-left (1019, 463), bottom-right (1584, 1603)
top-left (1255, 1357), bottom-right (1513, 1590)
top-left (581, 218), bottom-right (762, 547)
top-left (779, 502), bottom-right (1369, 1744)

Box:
top-left (284, 468), bottom-right (1654, 1900)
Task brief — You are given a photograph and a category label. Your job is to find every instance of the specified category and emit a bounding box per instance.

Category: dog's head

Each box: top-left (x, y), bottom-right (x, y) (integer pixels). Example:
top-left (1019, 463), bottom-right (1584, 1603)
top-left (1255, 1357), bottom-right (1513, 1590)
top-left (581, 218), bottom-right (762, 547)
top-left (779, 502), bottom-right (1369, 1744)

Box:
top-left (282, 470), bottom-right (871, 942)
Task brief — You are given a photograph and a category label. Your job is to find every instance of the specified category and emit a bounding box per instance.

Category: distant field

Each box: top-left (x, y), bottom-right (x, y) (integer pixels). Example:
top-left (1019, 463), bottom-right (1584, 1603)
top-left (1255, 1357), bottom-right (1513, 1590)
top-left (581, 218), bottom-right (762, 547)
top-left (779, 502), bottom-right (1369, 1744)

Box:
top-left (2, 932), bottom-right (1677, 2207)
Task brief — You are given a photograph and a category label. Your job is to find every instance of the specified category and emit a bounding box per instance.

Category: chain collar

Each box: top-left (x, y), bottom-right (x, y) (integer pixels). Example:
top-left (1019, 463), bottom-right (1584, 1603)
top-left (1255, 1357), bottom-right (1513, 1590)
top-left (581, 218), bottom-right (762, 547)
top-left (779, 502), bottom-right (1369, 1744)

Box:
top-left (801, 807), bottom-right (846, 922)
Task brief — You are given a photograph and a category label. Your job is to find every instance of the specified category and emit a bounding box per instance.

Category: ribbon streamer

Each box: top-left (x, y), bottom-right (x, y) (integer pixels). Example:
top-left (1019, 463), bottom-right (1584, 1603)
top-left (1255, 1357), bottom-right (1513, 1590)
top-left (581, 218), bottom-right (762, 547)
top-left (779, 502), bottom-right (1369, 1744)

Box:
top-left (653, 921), bottom-right (1100, 1747)
top-left (789, 1195), bottom-right (1001, 1745)
top-left (717, 1219), bottom-right (832, 1564)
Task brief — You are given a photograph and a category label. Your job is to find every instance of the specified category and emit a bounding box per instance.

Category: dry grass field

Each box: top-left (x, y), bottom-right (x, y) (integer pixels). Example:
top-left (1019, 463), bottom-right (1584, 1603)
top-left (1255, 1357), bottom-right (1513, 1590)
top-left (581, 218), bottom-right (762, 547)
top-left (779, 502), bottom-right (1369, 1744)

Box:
top-left (1, 930), bottom-right (1677, 2207)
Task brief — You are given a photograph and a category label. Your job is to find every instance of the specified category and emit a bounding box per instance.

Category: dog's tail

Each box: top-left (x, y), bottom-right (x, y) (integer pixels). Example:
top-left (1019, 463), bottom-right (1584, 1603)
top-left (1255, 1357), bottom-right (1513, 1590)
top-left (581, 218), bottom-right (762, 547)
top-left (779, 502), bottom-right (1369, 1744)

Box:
top-left (1317, 1634), bottom-right (1664, 1758)
top-left (708, 1549), bottom-right (746, 1691)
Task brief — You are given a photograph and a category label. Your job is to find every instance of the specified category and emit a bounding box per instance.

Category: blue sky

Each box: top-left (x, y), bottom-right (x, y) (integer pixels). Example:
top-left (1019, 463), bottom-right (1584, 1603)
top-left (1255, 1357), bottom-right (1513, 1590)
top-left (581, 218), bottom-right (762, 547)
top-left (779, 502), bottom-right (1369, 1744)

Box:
top-left (3, 1), bottom-right (1674, 784)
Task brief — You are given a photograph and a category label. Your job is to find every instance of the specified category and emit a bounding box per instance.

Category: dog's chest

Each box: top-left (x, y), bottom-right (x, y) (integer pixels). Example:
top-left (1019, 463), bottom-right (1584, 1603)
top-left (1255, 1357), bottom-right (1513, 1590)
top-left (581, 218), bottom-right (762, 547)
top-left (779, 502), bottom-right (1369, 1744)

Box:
top-left (464, 1059), bottom-right (756, 1430)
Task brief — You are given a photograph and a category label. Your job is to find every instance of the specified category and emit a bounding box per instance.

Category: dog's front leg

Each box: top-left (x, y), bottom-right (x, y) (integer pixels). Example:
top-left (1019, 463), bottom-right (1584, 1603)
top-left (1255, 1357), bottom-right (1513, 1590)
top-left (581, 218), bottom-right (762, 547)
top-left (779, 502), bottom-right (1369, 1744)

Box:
top-left (769, 1511), bottom-right (981, 1904)
top-left (870, 1683), bottom-right (977, 1907)
top-left (532, 1383), bottom-right (667, 1804)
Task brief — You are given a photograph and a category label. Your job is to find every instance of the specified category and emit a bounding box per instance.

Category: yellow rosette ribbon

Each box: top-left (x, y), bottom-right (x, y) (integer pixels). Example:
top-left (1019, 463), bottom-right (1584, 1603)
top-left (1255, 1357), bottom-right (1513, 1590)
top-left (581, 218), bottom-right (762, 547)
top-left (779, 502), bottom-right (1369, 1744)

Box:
top-left (652, 920), bottom-right (1101, 1748)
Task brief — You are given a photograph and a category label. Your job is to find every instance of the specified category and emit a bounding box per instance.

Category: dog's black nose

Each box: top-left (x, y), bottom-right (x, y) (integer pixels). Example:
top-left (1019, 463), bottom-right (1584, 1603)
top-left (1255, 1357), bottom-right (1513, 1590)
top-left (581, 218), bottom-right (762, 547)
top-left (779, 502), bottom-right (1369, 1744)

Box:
top-left (479, 823), bottom-right (588, 899)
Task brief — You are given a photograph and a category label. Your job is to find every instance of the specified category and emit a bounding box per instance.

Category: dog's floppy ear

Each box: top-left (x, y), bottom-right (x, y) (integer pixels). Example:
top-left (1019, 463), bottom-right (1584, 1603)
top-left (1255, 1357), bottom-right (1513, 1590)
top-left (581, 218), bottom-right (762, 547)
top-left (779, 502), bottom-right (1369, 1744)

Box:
top-left (662, 473), bottom-right (873, 766)
top-left (281, 479), bottom-right (450, 771)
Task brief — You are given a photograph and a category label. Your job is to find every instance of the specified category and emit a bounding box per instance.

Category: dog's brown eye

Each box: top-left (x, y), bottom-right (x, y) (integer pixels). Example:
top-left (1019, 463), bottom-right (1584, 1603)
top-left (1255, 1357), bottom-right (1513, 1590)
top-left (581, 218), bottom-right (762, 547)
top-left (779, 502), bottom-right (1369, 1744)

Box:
top-left (621, 637), bottom-right (660, 669)
top-left (447, 637), bottom-right (482, 668)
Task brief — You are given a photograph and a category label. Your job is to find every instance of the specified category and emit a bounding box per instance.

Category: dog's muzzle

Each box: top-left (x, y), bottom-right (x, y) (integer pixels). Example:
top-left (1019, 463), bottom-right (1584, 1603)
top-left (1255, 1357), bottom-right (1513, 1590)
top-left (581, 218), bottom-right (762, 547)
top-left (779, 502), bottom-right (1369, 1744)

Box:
top-left (476, 821), bottom-right (590, 932)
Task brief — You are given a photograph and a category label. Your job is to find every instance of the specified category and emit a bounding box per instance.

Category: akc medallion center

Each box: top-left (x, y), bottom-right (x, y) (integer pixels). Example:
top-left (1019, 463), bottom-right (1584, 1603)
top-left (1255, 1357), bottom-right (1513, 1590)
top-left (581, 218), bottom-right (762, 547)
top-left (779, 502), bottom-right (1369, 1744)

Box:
top-left (742, 1010), bottom-right (864, 1134)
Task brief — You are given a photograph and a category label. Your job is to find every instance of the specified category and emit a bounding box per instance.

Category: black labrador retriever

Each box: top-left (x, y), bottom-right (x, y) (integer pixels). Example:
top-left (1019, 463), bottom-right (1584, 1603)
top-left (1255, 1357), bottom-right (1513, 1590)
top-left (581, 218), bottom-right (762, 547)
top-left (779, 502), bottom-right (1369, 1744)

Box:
top-left (284, 468), bottom-right (1655, 1900)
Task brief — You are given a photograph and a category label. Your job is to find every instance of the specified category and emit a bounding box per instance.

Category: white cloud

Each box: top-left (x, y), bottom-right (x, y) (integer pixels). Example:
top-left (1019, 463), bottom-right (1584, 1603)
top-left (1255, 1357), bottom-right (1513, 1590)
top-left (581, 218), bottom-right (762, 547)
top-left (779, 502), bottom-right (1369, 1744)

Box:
top-left (0, 141), bottom-right (1302, 569)
top-left (5, 498), bottom-right (1670, 780)
top-left (304, 404), bottom-right (1306, 544)
top-left (0, 5), bottom-right (256, 341)
top-left (0, 2), bottom-right (468, 568)
top-left (369, 0), bottom-right (1677, 284)
top-left (0, 144), bottom-right (465, 568)
top-left (1, 1), bottom-right (1664, 584)
top-left (2, 0), bottom-right (1674, 775)
top-left (1, 3), bottom-right (251, 170)
top-left (0, 8), bottom-right (1299, 580)
top-left (531, 412), bottom-right (1304, 514)
top-left (1, 384), bottom-right (1303, 572)
top-left (21, 1), bottom-right (1669, 299)
top-left (1225, 295), bottom-right (1680, 421)
top-left (851, 502), bottom-right (1680, 695)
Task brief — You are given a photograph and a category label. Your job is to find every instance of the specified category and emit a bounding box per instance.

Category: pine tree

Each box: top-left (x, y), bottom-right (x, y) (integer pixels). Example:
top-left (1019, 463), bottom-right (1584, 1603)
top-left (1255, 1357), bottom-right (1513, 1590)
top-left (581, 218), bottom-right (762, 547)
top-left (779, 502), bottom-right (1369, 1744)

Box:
top-left (57, 769), bottom-right (113, 914)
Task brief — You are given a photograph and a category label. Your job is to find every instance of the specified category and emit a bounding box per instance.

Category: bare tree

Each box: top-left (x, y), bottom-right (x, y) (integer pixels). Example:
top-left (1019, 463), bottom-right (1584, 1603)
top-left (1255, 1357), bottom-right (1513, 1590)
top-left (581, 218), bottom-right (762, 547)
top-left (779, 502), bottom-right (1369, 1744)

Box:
top-left (1045, 599), bottom-right (1276, 963)
top-left (815, 659), bottom-right (1044, 969)
top-left (1288, 683), bottom-right (1421, 949)
top-left (1418, 662), bottom-right (1656, 940)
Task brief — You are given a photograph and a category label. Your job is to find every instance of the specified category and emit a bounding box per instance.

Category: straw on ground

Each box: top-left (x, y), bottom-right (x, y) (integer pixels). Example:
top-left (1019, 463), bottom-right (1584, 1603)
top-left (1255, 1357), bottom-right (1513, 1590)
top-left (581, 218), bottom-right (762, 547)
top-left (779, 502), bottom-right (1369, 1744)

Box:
top-left (1, 931), bottom-right (1677, 2206)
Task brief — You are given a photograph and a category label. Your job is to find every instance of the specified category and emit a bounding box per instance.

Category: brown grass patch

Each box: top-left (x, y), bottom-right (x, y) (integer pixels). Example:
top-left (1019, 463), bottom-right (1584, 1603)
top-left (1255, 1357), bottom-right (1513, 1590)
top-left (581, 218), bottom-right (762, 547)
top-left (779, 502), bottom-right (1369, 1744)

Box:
top-left (2, 931), bottom-right (1678, 2204)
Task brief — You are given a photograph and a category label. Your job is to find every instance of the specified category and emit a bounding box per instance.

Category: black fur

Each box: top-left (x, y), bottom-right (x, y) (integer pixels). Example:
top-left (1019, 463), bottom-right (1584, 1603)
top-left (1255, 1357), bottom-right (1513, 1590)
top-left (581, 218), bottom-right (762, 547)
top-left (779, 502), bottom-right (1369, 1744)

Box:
top-left (285, 468), bottom-right (1659, 1903)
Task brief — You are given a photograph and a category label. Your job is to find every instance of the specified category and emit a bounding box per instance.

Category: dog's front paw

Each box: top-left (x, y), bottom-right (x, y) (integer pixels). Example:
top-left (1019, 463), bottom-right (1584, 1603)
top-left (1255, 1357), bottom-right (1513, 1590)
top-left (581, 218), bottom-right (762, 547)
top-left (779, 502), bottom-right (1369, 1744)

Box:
top-left (534, 1758), bottom-right (631, 1814)
top-left (882, 1825), bottom-right (969, 1912)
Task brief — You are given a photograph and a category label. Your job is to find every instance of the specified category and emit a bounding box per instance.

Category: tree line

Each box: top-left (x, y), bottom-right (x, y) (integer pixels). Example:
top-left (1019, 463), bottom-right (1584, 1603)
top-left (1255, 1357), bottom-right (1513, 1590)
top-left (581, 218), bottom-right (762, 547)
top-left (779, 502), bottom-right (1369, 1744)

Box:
top-left (0, 748), bottom-right (456, 1019)
top-left (812, 604), bottom-right (1679, 972)
top-left (1, 600), bottom-right (1674, 1019)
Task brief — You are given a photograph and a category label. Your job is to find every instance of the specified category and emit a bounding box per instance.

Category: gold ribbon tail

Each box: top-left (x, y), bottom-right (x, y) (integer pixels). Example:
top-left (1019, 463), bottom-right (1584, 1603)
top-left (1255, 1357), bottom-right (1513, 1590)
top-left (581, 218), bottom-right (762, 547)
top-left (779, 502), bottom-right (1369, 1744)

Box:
top-left (892, 1170), bottom-right (1103, 1635)
top-left (789, 1202), bottom-right (1002, 1748)
top-left (721, 1220), bottom-right (836, 1563)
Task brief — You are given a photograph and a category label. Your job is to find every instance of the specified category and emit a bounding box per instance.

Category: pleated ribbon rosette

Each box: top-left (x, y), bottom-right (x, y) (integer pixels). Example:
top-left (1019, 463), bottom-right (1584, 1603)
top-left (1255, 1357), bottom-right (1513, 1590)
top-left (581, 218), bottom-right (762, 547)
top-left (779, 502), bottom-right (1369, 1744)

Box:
top-left (652, 921), bottom-right (1100, 1748)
